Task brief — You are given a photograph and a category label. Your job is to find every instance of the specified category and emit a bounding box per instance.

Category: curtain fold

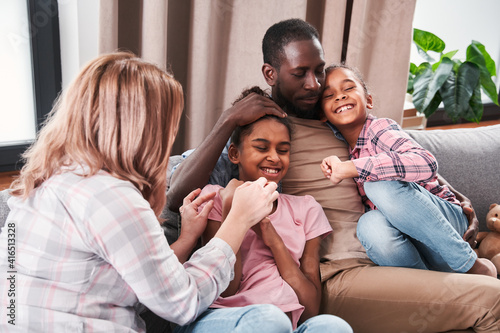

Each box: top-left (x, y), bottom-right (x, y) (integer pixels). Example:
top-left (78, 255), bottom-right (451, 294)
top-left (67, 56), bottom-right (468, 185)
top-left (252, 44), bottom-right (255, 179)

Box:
top-left (347, 0), bottom-right (416, 123)
top-left (98, 0), bottom-right (118, 54)
top-left (141, 0), bottom-right (168, 69)
top-left (98, 0), bottom-right (416, 155)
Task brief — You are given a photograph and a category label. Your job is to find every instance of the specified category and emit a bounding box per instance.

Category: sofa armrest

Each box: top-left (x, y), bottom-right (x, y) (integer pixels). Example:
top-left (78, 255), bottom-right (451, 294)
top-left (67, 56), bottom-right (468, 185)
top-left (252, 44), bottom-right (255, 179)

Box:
top-left (0, 189), bottom-right (11, 233)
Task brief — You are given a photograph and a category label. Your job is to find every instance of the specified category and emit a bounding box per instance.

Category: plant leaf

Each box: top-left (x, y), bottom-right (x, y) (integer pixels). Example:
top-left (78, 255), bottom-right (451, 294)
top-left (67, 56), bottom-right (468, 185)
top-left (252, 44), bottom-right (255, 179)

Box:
top-left (432, 50), bottom-right (459, 71)
top-left (442, 50), bottom-right (459, 59)
top-left (412, 59), bottom-right (453, 114)
top-left (407, 73), bottom-right (414, 94)
top-left (471, 40), bottom-right (496, 76)
top-left (416, 45), bottom-right (436, 63)
top-left (440, 62), bottom-right (481, 122)
top-left (409, 63), bottom-right (417, 75)
top-left (413, 28), bottom-right (446, 53)
top-left (463, 81), bottom-right (483, 123)
top-left (467, 43), bottom-right (499, 105)
top-left (422, 91), bottom-right (443, 118)
top-left (479, 73), bottom-right (499, 106)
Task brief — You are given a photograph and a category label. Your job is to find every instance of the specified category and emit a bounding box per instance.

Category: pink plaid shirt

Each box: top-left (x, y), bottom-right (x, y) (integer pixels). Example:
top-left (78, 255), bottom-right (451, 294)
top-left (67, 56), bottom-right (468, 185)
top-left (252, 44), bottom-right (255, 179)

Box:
top-left (0, 169), bottom-right (235, 332)
top-left (346, 115), bottom-right (459, 210)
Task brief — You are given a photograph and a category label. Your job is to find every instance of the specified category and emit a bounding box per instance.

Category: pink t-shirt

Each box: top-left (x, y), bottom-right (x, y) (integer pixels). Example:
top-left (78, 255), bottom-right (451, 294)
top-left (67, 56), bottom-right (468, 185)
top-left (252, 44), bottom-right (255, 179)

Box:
top-left (199, 184), bottom-right (332, 328)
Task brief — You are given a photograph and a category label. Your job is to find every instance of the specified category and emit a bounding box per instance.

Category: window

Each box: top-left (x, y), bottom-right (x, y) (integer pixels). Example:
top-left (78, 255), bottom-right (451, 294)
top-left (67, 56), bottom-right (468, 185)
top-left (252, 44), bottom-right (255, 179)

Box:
top-left (0, 0), bottom-right (61, 172)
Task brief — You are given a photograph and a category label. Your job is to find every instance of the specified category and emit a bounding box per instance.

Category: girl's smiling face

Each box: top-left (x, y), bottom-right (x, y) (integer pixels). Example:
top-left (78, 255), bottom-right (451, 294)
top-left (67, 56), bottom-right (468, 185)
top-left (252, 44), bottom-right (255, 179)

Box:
top-left (229, 117), bottom-right (291, 183)
top-left (321, 67), bottom-right (373, 131)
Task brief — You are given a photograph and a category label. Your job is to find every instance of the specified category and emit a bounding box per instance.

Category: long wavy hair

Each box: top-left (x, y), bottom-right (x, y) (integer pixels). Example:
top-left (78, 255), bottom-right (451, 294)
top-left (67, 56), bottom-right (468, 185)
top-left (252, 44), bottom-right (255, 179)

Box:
top-left (10, 52), bottom-right (183, 217)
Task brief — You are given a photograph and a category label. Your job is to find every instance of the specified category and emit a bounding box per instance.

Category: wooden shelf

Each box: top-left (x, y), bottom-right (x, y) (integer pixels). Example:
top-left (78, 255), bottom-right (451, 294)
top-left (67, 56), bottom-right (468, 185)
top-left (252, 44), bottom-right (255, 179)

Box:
top-left (0, 171), bottom-right (18, 191)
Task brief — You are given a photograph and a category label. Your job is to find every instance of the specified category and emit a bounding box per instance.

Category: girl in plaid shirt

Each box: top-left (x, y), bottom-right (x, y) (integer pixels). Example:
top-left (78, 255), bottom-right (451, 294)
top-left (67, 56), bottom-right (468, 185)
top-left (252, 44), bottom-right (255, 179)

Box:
top-left (319, 64), bottom-right (496, 277)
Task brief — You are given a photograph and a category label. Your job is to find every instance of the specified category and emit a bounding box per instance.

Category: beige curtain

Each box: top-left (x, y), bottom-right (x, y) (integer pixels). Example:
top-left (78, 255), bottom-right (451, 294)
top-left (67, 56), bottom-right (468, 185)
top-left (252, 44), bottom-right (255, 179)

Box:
top-left (98, 0), bottom-right (416, 155)
top-left (346, 0), bottom-right (415, 123)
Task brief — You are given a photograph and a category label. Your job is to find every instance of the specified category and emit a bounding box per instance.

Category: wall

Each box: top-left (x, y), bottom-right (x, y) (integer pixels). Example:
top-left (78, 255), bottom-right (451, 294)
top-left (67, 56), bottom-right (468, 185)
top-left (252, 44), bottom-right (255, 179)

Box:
top-left (58, 0), bottom-right (99, 90)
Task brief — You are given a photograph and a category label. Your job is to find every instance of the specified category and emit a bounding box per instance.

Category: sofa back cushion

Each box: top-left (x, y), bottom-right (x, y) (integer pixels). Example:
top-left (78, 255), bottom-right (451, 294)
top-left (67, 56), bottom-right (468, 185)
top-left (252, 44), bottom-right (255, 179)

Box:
top-left (0, 189), bottom-right (10, 232)
top-left (406, 124), bottom-right (500, 231)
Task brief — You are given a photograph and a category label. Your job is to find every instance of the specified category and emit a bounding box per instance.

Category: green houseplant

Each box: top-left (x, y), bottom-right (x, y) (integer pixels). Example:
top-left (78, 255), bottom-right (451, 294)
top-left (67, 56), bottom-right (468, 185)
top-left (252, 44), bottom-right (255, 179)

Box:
top-left (407, 28), bottom-right (499, 123)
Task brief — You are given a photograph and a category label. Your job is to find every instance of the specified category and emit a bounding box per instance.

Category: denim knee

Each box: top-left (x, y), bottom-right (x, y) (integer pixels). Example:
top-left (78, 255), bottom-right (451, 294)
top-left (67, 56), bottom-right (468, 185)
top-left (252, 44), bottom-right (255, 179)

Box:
top-left (357, 210), bottom-right (400, 262)
top-left (357, 210), bottom-right (387, 248)
top-left (237, 304), bottom-right (292, 333)
top-left (295, 314), bottom-right (353, 333)
top-left (364, 180), bottom-right (405, 203)
top-left (356, 211), bottom-right (373, 243)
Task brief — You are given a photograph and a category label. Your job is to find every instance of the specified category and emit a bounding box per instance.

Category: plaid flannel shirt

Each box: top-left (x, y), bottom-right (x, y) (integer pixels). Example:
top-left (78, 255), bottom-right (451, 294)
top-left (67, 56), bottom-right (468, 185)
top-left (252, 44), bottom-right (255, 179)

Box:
top-left (0, 169), bottom-right (235, 332)
top-left (328, 115), bottom-right (459, 210)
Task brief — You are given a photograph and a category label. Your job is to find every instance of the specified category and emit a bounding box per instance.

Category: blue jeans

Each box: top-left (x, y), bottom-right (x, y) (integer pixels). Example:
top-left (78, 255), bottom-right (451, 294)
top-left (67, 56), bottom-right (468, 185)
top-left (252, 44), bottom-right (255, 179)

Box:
top-left (173, 305), bottom-right (352, 333)
top-left (357, 181), bottom-right (477, 273)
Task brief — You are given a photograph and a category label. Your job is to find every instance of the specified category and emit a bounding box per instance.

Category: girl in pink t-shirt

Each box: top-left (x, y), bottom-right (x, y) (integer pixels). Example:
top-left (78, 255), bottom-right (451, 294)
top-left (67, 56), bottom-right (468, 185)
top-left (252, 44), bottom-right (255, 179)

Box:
top-left (177, 88), bottom-right (353, 332)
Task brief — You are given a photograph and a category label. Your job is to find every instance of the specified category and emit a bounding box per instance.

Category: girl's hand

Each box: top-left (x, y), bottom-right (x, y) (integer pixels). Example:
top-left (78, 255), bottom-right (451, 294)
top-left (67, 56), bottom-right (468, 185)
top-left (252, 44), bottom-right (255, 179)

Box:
top-left (179, 188), bottom-right (216, 244)
top-left (321, 155), bottom-right (344, 185)
top-left (252, 217), bottom-right (283, 249)
top-left (321, 156), bottom-right (359, 185)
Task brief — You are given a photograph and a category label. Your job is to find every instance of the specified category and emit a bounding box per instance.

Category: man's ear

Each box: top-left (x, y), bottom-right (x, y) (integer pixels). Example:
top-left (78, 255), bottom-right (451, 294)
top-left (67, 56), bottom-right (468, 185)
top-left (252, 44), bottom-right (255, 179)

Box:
top-left (366, 94), bottom-right (374, 109)
top-left (227, 143), bottom-right (240, 165)
top-left (262, 63), bottom-right (277, 86)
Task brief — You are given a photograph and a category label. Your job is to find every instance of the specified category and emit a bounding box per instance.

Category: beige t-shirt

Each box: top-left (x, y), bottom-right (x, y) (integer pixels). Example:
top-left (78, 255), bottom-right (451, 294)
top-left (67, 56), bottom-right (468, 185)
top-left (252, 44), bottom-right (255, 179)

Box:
top-left (281, 117), bottom-right (369, 262)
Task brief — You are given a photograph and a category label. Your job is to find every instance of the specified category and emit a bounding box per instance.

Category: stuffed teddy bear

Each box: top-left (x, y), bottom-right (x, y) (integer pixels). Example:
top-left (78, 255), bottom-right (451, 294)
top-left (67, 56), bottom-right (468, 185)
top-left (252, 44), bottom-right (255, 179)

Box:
top-left (477, 203), bottom-right (500, 275)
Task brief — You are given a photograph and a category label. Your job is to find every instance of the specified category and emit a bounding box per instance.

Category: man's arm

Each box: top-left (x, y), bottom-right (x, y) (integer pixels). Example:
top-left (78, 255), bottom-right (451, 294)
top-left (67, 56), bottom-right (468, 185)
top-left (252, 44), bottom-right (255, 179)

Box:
top-left (437, 173), bottom-right (479, 248)
top-left (167, 93), bottom-right (285, 212)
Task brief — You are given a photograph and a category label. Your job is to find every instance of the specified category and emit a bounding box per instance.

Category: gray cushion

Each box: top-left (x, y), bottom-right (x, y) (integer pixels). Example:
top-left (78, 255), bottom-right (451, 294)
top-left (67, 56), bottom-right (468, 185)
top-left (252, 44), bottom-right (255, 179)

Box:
top-left (0, 189), bottom-right (10, 232)
top-left (406, 124), bottom-right (500, 231)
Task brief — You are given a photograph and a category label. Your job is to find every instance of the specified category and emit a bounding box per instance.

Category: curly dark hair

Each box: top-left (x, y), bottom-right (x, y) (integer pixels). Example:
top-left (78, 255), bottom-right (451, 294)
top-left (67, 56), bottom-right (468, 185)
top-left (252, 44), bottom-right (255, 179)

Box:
top-left (325, 63), bottom-right (370, 96)
top-left (262, 18), bottom-right (320, 70)
top-left (230, 86), bottom-right (293, 147)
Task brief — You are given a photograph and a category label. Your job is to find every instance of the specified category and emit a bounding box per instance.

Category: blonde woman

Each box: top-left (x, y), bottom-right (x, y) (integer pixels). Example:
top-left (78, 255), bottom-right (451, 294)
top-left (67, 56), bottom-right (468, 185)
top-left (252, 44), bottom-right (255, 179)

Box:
top-left (0, 52), bottom-right (289, 332)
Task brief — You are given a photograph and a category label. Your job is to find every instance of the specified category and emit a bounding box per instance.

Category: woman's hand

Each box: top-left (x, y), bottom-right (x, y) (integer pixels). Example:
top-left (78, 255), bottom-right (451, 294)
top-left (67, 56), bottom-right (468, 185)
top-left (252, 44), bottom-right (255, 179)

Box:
top-left (169, 188), bottom-right (216, 263)
top-left (229, 178), bottom-right (278, 228)
top-left (215, 177), bottom-right (279, 254)
top-left (179, 188), bottom-right (216, 245)
top-left (219, 179), bottom-right (244, 220)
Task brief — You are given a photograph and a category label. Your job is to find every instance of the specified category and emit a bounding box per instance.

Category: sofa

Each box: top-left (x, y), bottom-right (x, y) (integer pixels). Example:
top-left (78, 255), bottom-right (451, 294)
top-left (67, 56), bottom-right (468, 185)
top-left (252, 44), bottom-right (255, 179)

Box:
top-left (2, 124), bottom-right (498, 234)
top-left (1, 124), bottom-right (499, 332)
top-left (405, 124), bottom-right (500, 232)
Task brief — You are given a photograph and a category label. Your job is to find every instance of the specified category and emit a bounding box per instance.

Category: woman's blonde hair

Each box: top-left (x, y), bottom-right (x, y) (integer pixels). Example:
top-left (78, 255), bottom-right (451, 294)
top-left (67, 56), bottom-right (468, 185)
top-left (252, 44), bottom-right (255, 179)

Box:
top-left (10, 52), bottom-right (183, 217)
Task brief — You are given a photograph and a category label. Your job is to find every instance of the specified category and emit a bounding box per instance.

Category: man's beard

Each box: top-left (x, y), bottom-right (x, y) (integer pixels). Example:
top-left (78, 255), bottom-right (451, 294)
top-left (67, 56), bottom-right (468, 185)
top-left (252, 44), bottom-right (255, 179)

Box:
top-left (273, 84), bottom-right (321, 120)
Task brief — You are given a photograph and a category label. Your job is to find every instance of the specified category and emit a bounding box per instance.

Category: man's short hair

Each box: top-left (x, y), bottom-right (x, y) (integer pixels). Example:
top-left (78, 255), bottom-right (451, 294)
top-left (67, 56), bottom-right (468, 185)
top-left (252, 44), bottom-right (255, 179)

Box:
top-left (262, 18), bottom-right (320, 70)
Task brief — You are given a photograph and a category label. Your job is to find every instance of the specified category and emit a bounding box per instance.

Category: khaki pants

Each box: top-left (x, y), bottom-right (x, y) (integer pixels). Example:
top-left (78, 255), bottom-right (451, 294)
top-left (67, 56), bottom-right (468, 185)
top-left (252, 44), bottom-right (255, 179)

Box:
top-left (320, 259), bottom-right (500, 333)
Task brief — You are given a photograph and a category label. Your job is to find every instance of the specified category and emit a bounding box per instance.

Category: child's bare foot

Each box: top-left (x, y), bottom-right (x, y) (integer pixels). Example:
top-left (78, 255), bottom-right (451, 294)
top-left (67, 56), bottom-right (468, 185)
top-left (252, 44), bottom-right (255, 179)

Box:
top-left (466, 258), bottom-right (497, 277)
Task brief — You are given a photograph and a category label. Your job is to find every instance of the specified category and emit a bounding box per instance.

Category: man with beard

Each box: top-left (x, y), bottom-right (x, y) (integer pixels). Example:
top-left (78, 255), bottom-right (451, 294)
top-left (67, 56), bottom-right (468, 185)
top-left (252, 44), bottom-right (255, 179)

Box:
top-left (167, 18), bottom-right (500, 333)
top-left (167, 18), bottom-right (324, 211)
